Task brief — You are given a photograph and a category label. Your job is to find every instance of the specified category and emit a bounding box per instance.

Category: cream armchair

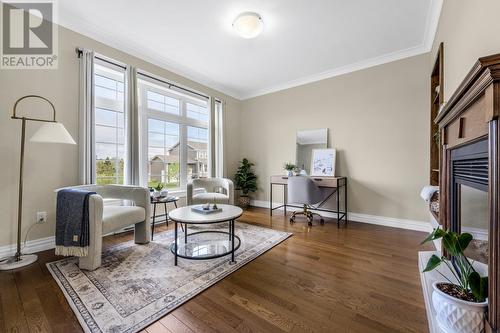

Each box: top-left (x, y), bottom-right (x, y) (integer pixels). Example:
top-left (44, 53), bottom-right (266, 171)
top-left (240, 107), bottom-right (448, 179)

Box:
top-left (187, 178), bottom-right (234, 206)
top-left (56, 185), bottom-right (151, 271)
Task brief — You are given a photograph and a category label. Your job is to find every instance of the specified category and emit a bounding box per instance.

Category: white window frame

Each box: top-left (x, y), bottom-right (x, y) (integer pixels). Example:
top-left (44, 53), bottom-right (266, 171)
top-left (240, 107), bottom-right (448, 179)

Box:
top-left (93, 59), bottom-right (128, 185)
top-left (138, 77), bottom-right (211, 190)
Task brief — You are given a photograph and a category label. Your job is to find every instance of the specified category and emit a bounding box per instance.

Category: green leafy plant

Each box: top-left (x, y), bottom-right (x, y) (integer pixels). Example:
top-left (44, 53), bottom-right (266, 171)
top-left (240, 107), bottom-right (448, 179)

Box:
top-left (234, 158), bottom-right (258, 196)
top-left (422, 228), bottom-right (488, 302)
top-left (154, 183), bottom-right (164, 192)
top-left (283, 162), bottom-right (296, 172)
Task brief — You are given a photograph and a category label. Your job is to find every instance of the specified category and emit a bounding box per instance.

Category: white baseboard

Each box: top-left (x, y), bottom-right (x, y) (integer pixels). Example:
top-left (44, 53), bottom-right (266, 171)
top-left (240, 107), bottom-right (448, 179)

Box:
top-left (0, 236), bottom-right (55, 259)
top-left (0, 203), bottom-right (431, 259)
top-left (0, 217), bottom-right (172, 259)
top-left (251, 199), bottom-right (432, 232)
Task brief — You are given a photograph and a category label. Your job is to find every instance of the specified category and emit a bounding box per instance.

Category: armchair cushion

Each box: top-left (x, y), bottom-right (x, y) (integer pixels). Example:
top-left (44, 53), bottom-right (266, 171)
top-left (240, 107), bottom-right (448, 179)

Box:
top-left (192, 193), bottom-right (230, 204)
top-left (187, 178), bottom-right (234, 205)
top-left (102, 206), bottom-right (146, 234)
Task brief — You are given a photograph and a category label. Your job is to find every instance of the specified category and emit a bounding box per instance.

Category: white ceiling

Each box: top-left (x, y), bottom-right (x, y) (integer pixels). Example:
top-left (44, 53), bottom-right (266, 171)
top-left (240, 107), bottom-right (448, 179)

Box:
top-left (58, 0), bottom-right (443, 100)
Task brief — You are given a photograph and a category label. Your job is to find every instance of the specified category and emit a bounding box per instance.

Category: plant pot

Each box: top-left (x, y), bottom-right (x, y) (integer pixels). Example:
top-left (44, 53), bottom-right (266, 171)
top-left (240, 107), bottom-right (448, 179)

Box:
top-left (286, 170), bottom-right (294, 177)
top-left (238, 195), bottom-right (251, 209)
top-left (152, 191), bottom-right (161, 198)
top-left (160, 189), bottom-right (169, 197)
top-left (432, 281), bottom-right (488, 333)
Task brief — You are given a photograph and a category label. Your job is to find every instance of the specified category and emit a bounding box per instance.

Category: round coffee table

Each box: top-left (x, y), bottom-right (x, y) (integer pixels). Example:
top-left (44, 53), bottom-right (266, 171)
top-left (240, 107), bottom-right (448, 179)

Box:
top-left (168, 204), bottom-right (243, 266)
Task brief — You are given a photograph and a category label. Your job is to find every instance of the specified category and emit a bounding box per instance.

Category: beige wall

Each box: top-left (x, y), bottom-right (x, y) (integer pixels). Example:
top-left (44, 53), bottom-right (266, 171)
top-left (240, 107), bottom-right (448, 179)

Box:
top-left (0, 26), bottom-right (241, 247)
top-left (431, 0), bottom-right (500, 100)
top-left (240, 54), bottom-right (430, 221)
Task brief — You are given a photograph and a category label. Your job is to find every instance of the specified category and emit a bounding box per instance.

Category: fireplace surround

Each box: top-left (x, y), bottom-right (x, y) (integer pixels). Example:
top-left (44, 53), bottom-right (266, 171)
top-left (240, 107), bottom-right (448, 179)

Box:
top-left (436, 53), bottom-right (500, 332)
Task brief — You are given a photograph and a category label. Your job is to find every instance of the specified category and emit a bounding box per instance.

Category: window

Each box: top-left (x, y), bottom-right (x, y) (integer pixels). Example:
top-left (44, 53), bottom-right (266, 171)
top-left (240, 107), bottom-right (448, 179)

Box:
top-left (187, 126), bottom-right (209, 179)
top-left (94, 61), bottom-right (126, 185)
top-left (138, 76), bottom-right (210, 189)
top-left (147, 119), bottom-right (180, 188)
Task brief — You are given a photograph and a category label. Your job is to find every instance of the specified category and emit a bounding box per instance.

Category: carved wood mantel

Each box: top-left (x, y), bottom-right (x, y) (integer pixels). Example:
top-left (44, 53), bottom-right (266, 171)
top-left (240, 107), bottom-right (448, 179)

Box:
top-left (436, 53), bottom-right (500, 332)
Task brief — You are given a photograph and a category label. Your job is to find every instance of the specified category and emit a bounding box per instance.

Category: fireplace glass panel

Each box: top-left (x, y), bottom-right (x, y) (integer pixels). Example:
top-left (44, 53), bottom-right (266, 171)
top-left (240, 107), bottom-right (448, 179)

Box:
top-left (460, 185), bottom-right (488, 264)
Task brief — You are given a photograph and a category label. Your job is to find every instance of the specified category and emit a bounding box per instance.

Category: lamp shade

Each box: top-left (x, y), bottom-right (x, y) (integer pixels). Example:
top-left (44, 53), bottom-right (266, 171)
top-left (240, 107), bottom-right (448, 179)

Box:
top-left (30, 122), bottom-right (76, 144)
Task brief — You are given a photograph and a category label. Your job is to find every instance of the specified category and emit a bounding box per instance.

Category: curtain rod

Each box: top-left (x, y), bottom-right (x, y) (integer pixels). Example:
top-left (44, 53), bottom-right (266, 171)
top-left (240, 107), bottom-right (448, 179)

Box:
top-left (76, 47), bottom-right (214, 101)
top-left (137, 71), bottom-right (209, 100)
top-left (76, 48), bottom-right (126, 70)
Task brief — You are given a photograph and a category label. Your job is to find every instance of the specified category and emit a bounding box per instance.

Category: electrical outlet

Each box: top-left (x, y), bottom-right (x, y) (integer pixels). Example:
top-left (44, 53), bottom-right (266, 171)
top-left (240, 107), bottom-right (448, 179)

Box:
top-left (36, 211), bottom-right (47, 224)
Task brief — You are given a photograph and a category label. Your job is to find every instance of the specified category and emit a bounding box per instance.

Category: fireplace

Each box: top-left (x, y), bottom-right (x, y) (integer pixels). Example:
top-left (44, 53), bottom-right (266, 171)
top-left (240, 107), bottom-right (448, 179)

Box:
top-left (450, 139), bottom-right (489, 264)
top-left (436, 53), bottom-right (500, 331)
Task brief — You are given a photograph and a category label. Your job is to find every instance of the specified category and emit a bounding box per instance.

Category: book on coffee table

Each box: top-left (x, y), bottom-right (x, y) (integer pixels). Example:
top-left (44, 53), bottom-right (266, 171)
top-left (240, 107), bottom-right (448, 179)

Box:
top-left (191, 205), bottom-right (222, 214)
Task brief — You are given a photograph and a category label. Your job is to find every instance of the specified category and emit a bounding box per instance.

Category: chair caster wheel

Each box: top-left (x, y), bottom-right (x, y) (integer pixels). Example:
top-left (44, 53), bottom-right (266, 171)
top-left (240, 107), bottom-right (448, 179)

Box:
top-left (289, 218), bottom-right (294, 223)
top-left (308, 221), bottom-right (313, 226)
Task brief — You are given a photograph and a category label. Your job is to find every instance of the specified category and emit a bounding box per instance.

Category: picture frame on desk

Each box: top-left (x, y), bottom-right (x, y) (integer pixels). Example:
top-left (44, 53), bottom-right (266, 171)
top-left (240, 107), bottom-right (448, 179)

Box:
top-left (311, 148), bottom-right (336, 177)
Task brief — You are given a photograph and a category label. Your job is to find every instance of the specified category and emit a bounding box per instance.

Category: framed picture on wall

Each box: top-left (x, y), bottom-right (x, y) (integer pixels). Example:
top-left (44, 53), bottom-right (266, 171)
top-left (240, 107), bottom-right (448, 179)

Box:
top-left (310, 149), bottom-right (336, 176)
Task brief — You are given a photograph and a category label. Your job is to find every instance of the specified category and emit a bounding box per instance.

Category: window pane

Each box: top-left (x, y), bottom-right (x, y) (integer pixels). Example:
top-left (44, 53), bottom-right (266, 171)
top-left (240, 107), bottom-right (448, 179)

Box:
top-left (95, 125), bottom-right (117, 144)
top-left (148, 119), bottom-right (180, 189)
top-left (148, 132), bottom-right (164, 147)
top-left (147, 90), bottom-right (164, 103)
top-left (95, 74), bottom-right (117, 90)
top-left (187, 103), bottom-right (209, 122)
top-left (146, 90), bottom-right (179, 115)
top-left (187, 126), bottom-right (208, 181)
top-left (95, 108), bottom-right (117, 127)
top-left (95, 86), bottom-right (117, 100)
top-left (94, 63), bottom-right (126, 185)
top-left (147, 100), bottom-right (164, 112)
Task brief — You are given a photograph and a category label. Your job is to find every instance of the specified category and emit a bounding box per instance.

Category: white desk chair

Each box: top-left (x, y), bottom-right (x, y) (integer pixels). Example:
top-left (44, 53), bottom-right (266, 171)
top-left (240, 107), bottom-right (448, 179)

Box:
top-left (287, 176), bottom-right (326, 226)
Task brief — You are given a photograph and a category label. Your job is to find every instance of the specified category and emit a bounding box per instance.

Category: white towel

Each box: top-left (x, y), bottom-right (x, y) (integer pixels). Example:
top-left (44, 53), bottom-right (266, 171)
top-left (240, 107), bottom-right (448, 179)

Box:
top-left (420, 186), bottom-right (439, 203)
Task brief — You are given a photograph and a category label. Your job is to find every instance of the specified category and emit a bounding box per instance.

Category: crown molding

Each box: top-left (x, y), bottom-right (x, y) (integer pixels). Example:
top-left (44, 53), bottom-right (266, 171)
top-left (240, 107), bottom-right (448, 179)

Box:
top-left (57, 14), bottom-right (244, 100)
top-left (241, 0), bottom-right (443, 100)
top-left (422, 0), bottom-right (444, 51)
top-left (240, 44), bottom-right (429, 100)
top-left (58, 0), bottom-right (443, 102)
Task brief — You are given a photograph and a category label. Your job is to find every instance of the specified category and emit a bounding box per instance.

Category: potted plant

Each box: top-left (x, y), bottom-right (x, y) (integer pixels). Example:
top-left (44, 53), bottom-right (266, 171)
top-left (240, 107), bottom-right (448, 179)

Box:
top-left (234, 158), bottom-right (258, 209)
top-left (283, 162), bottom-right (296, 177)
top-left (422, 228), bottom-right (488, 333)
top-left (153, 183), bottom-right (164, 198)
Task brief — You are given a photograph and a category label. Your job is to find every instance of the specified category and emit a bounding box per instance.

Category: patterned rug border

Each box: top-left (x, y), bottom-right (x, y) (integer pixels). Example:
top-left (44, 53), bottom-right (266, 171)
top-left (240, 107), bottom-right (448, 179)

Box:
top-left (46, 222), bottom-right (292, 333)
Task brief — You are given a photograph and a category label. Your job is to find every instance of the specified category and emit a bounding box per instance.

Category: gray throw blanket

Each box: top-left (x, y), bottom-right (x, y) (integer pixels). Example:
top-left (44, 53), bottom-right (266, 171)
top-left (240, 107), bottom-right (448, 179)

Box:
top-left (55, 189), bottom-right (96, 257)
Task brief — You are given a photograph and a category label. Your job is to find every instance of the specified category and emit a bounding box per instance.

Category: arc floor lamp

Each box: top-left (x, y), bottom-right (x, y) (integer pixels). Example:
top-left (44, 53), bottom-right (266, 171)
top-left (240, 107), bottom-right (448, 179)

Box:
top-left (0, 95), bottom-right (76, 271)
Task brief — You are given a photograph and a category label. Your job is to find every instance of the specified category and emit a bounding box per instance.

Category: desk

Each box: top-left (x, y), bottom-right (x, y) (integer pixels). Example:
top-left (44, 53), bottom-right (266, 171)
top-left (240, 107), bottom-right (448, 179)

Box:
top-left (270, 175), bottom-right (348, 227)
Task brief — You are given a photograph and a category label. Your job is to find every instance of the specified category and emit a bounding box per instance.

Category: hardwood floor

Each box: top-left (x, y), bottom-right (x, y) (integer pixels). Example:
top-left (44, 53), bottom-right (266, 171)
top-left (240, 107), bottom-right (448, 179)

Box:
top-left (0, 207), bottom-right (434, 333)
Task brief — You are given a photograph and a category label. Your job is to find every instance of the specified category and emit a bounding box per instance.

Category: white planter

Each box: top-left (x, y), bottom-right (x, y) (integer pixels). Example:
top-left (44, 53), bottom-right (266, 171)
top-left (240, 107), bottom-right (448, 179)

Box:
top-left (152, 191), bottom-right (161, 198)
top-left (160, 189), bottom-right (169, 197)
top-left (432, 281), bottom-right (487, 333)
top-left (286, 170), bottom-right (294, 177)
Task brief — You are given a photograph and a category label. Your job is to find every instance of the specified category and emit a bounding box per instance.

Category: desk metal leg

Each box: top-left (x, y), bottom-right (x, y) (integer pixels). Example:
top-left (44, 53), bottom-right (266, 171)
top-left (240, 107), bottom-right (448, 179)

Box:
top-left (337, 179), bottom-right (340, 229)
top-left (184, 223), bottom-right (188, 243)
top-left (174, 221), bottom-right (178, 266)
top-left (345, 178), bottom-right (348, 226)
top-left (284, 184), bottom-right (287, 216)
top-left (151, 203), bottom-right (156, 240)
top-left (270, 183), bottom-right (273, 216)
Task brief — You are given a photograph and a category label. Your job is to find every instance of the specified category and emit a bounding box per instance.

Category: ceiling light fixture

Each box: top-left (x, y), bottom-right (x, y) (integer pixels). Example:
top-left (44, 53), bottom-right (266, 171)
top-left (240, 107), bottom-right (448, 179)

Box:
top-left (232, 12), bottom-right (263, 39)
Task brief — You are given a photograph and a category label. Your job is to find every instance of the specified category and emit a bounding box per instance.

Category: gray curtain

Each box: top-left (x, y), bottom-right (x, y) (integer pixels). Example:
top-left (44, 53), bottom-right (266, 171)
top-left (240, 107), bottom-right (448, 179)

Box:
top-left (126, 66), bottom-right (140, 185)
top-left (78, 49), bottom-right (95, 185)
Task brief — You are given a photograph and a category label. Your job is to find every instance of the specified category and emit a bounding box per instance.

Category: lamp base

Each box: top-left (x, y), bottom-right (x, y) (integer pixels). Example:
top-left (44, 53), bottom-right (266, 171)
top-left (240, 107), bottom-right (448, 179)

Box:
top-left (0, 254), bottom-right (38, 270)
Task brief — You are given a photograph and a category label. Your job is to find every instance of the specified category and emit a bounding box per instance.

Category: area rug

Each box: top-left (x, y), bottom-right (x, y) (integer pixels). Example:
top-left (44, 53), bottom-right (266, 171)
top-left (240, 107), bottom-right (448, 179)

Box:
top-left (47, 222), bottom-right (292, 333)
